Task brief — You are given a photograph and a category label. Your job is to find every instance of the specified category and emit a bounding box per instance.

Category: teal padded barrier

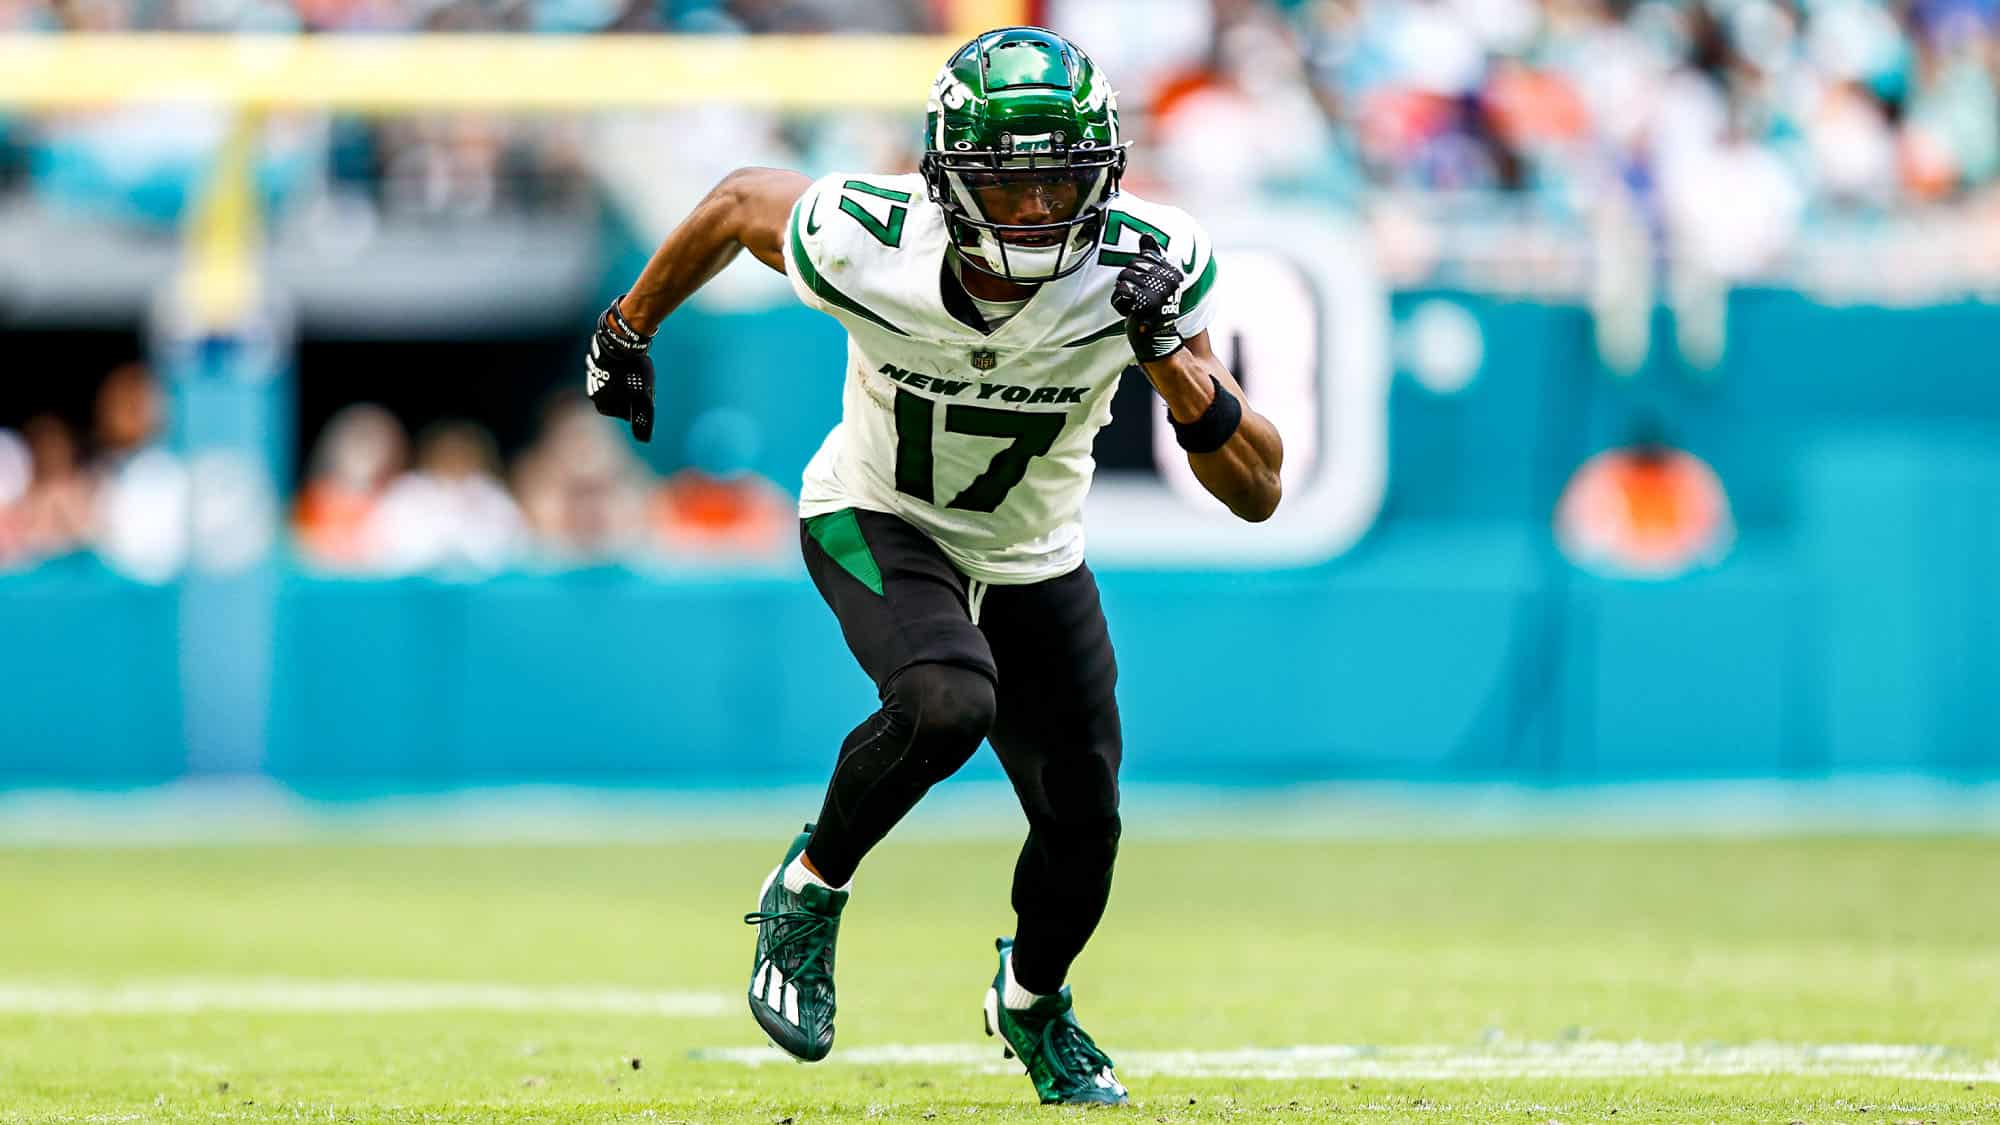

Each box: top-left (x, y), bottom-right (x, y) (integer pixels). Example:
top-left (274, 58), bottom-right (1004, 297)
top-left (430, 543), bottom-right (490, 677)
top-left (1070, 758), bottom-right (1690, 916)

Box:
top-left (1557, 539), bottom-right (1806, 777)
top-left (1797, 430), bottom-right (2000, 774)
top-left (256, 526), bottom-right (1549, 785)
top-left (265, 575), bottom-right (461, 782)
top-left (0, 558), bottom-right (183, 782)
top-left (1385, 294), bottom-right (1595, 525)
top-left (8, 291), bottom-right (2000, 785)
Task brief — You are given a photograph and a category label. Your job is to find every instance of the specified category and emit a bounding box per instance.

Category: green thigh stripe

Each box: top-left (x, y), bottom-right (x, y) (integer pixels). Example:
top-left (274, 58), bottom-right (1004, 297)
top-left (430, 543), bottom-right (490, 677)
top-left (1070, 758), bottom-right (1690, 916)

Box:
top-left (805, 509), bottom-right (885, 596)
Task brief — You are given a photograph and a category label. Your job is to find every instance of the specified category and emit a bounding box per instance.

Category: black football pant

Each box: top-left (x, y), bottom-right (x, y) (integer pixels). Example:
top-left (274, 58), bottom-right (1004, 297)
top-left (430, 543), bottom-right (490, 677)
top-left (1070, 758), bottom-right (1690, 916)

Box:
top-left (798, 508), bottom-right (1122, 995)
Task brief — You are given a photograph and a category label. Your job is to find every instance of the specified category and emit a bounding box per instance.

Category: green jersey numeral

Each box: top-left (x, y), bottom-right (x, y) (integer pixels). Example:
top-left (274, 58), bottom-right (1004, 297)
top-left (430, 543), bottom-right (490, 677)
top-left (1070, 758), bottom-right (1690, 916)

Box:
top-left (1097, 210), bottom-right (1171, 267)
top-left (839, 180), bottom-right (911, 248)
top-left (892, 390), bottom-right (1066, 513)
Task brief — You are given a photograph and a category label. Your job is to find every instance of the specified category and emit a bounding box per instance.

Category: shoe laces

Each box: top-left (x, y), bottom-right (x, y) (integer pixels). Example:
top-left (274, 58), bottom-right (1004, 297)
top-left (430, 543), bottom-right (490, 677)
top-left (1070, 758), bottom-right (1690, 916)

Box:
top-left (1023, 1010), bottom-right (1116, 1093)
top-left (742, 905), bottom-right (837, 991)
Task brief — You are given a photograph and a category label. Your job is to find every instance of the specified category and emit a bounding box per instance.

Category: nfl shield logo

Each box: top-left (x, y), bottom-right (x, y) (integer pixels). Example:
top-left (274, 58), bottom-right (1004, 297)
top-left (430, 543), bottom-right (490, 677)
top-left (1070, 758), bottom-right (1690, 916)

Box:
top-left (970, 349), bottom-right (997, 371)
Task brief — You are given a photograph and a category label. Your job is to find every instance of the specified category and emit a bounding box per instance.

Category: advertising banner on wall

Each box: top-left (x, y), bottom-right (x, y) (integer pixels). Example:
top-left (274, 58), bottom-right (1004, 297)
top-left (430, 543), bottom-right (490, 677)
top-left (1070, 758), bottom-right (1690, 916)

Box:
top-left (1085, 208), bottom-right (1389, 568)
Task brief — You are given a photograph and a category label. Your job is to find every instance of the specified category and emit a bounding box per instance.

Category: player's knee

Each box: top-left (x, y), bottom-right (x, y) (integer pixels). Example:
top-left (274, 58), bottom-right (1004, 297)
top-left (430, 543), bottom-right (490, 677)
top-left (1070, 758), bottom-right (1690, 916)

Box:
top-left (1034, 811), bottom-right (1121, 868)
top-left (885, 663), bottom-right (996, 776)
top-left (1080, 812), bottom-right (1122, 863)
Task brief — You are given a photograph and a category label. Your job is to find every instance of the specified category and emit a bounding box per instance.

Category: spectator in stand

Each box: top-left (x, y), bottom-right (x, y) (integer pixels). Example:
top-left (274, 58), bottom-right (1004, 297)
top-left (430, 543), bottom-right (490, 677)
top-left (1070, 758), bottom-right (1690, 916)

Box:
top-left (1661, 100), bottom-right (1807, 280)
top-left (0, 418), bottom-right (94, 573)
top-left (0, 428), bottom-right (26, 567)
top-left (513, 395), bottom-right (650, 566)
top-left (1142, 0), bottom-right (1351, 207)
top-left (370, 420), bottom-right (525, 577)
top-left (0, 0), bottom-right (51, 29)
top-left (669, 0), bottom-right (933, 33)
top-left (12, 414), bottom-right (96, 565)
top-left (294, 403), bottom-right (409, 571)
top-left (0, 428), bottom-right (31, 545)
top-left (1900, 3), bottom-right (2000, 200)
top-left (89, 363), bottom-right (190, 584)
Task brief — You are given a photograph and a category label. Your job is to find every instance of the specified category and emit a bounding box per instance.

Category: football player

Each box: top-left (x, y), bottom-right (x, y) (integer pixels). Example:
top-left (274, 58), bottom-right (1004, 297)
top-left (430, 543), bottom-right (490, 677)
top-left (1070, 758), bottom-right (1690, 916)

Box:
top-left (585, 27), bottom-right (1282, 1106)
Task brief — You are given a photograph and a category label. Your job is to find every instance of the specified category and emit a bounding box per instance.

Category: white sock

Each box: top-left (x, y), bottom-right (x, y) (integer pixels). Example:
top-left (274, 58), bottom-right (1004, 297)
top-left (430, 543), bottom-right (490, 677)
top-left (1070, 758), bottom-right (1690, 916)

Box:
top-left (1003, 951), bottom-right (1053, 1010)
top-left (781, 855), bottom-right (848, 895)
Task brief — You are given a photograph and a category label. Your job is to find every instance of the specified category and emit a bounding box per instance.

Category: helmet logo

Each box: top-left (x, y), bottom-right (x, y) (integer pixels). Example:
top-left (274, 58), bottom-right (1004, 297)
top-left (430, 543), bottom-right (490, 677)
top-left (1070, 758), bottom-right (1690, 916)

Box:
top-left (932, 71), bottom-right (972, 112)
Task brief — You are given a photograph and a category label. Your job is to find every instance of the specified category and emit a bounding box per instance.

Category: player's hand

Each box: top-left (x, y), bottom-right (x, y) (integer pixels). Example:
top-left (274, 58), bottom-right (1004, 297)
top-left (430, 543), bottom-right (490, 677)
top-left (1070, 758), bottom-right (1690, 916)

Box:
top-left (585, 297), bottom-right (655, 443)
top-left (1111, 233), bottom-right (1186, 363)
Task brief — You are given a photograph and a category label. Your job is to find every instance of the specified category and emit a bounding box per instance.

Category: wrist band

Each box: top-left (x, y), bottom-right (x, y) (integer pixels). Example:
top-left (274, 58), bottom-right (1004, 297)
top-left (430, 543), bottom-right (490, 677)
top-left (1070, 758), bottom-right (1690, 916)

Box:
top-left (1171, 374), bottom-right (1243, 454)
top-left (603, 294), bottom-right (653, 349)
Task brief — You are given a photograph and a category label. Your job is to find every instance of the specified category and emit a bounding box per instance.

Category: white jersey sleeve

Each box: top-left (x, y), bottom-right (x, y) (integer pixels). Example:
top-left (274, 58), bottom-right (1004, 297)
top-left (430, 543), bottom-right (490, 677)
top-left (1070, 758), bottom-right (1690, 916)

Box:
top-left (1173, 215), bottom-right (1221, 343)
top-left (779, 176), bottom-right (836, 315)
top-left (780, 171), bottom-right (930, 338)
top-left (1087, 196), bottom-right (1221, 345)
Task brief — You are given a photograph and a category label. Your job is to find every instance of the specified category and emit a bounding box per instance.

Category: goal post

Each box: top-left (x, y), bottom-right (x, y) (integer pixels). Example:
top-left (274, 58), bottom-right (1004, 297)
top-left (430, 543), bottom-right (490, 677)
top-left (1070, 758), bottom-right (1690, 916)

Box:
top-left (0, 33), bottom-right (961, 113)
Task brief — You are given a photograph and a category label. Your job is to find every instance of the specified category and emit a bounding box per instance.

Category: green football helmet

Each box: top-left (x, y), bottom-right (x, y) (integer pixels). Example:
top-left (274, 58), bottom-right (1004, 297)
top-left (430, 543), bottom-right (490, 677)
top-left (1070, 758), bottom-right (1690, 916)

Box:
top-left (921, 27), bottom-right (1127, 284)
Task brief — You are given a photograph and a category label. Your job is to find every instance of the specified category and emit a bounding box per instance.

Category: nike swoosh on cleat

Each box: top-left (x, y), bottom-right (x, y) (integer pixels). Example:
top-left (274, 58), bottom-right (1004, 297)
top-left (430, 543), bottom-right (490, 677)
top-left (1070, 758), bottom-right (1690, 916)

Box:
top-left (806, 198), bottom-right (822, 235)
top-left (1181, 245), bottom-right (1197, 272)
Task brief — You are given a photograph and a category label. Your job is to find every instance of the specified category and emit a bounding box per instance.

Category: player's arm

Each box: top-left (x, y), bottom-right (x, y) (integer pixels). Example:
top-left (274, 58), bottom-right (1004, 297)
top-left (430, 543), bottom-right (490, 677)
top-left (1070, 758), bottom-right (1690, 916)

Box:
top-left (584, 167), bottom-right (810, 441)
top-left (1139, 331), bottom-right (1283, 522)
top-left (1113, 236), bottom-right (1284, 522)
top-left (618, 167), bottom-right (809, 332)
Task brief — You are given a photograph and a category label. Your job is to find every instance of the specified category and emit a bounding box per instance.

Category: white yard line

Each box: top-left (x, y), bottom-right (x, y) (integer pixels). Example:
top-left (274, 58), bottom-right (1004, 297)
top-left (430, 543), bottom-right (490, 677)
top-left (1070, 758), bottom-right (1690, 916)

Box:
top-left (693, 1041), bottom-right (2000, 1083)
top-left (7, 981), bottom-right (1993, 1083)
top-left (0, 979), bottom-right (727, 1016)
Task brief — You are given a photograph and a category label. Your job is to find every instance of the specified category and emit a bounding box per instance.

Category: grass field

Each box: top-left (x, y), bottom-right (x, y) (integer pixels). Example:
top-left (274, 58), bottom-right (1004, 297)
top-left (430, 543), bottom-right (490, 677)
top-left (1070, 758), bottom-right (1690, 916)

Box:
top-left (4, 834), bottom-right (1998, 1123)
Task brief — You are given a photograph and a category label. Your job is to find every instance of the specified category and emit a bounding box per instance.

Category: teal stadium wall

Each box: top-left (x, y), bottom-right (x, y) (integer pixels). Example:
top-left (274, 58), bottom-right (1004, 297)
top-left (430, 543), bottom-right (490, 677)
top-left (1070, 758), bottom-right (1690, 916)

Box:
top-left (4, 292), bottom-right (1998, 784)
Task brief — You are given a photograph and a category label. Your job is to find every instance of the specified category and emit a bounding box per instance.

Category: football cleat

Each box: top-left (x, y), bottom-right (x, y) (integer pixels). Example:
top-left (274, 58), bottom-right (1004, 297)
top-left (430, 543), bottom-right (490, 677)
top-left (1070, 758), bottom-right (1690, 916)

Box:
top-left (981, 937), bottom-right (1128, 1105)
top-left (743, 823), bottom-right (846, 1062)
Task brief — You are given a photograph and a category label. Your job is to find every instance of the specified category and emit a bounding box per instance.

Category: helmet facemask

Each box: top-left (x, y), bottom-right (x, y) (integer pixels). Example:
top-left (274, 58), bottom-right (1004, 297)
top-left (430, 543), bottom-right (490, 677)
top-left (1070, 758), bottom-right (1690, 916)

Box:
top-left (927, 145), bottom-right (1124, 283)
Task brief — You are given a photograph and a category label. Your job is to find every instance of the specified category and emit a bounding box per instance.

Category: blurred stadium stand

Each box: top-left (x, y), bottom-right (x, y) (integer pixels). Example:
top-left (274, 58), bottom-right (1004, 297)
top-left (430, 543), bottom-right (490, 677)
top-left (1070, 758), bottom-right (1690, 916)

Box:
top-left (2, 0), bottom-right (1998, 785)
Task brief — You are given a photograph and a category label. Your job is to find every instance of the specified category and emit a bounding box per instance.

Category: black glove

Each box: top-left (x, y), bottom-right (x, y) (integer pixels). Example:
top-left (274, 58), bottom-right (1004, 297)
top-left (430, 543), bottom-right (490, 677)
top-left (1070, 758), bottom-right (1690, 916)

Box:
top-left (585, 297), bottom-right (654, 443)
top-left (1110, 233), bottom-right (1187, 363)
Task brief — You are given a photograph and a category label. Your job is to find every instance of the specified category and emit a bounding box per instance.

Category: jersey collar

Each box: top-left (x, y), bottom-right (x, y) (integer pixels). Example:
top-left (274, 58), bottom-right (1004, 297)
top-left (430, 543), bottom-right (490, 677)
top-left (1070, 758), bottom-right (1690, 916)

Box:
top-left (941, 249), bottom-right (1057, 339)
top-left (938, 253), bottom-right (992, 334)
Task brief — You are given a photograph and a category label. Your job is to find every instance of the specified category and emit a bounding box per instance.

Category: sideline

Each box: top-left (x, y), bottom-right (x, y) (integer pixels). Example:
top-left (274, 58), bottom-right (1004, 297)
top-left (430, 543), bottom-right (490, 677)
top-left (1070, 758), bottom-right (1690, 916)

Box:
top-left (2, 776), bottom-right (1997, 844)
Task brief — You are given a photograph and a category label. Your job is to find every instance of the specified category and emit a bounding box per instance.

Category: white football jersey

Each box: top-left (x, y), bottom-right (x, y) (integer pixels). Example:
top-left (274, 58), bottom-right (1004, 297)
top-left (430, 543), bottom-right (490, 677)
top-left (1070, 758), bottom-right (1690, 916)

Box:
top-left (782, 171), bottom-right (1220, 584)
